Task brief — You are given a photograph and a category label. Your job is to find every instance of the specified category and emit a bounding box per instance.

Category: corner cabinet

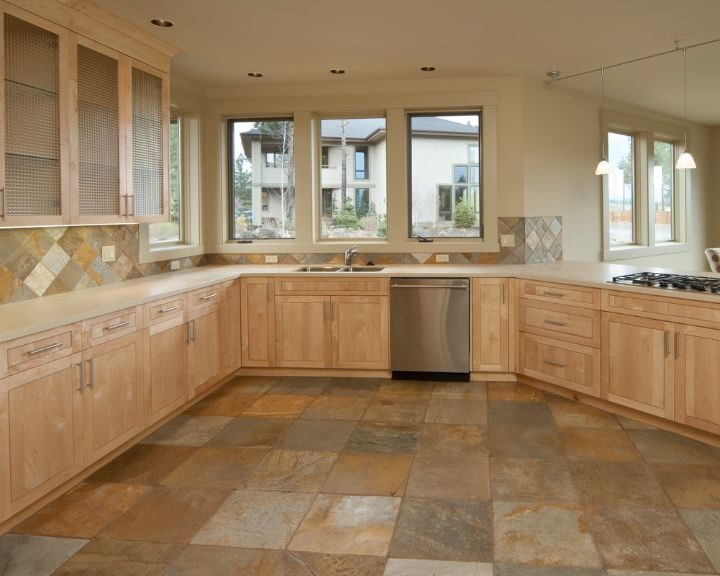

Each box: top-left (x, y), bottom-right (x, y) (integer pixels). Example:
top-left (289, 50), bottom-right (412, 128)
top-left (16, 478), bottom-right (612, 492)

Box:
top-left (0, 3), bottom-right (170, 228)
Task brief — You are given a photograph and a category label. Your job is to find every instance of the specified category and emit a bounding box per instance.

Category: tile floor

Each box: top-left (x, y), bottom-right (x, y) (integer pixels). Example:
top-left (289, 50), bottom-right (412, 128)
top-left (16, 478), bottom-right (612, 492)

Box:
top-left (2, 376), bottom-right (720, 575)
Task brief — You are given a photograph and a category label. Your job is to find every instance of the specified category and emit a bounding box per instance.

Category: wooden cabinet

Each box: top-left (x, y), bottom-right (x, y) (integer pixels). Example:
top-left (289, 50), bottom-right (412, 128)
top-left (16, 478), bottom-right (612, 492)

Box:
top-left (81, 333), bottom-right (144, 465)
top-left (602, 313), bottom-right (674, 419)
top-left (3, 355), bottom-right (84, 513)
top-left (472, 278), bottom-right (509, 372)
top-left (675, 324), bottom-right (720, 435)
top-left (332, 295), bottom-right (388, 370)
top-left (220, 280), bottom-right (241, 374)
top-left (275, 295), bottom-right (331, 369)
top-left (0, 4), bottom-right (170, 228)
top-left (188, 306), bottom-right (221, 396)
top-left (241, 278), bottom-right (275, 367)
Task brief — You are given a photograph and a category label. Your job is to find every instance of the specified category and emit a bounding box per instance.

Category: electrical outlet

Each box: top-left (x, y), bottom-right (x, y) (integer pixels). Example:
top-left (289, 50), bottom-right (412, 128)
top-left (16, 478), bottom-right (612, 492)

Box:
top-left (436, 254), bottom-right (450, 263)
top-left (101, 245), bottom-right (115, 262)
top-left (265, 255), bottom-right (278, 264)
top-left (170, 260), bottom-right (180, 271)
top-left (500, 234), bottom-right (516, 247)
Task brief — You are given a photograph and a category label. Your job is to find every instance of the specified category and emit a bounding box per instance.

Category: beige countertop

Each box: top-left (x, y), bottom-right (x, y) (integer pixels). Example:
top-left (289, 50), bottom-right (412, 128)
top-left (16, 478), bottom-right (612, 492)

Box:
top-left (2, 261), bottom-right (719, 344)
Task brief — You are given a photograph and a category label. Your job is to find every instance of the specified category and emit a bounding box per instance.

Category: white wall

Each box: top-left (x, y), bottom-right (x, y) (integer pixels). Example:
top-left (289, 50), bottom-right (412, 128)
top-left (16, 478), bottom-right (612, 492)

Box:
top-left (521, 77), bottom-right (715, 271)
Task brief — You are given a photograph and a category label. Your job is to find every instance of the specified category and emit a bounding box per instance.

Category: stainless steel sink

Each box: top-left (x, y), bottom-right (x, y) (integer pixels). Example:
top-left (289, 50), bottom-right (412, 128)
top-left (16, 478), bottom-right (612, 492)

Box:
top-left (294, 265), bottom-right (385, 273)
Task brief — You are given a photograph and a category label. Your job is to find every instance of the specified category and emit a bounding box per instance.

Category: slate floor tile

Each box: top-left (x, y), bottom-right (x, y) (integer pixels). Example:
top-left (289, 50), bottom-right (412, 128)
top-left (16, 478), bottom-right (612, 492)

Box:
top-left (323, 452), bottom-right (412, 496)
top-left (363, 395), bottom-right (429, 424)
top-left (487, 382), bottom-right (545, 402)
top-left (561, 428), bottom-right (640, 461)
top-left (141, 415), bottom-right (231, 447)
top-left (384, 558), bottom-right (493, 575)
top-left (652, 463), bottom-right (720, 508)
top-left (489, 425), bottom-right (565, 459)
top-left (300, 395), bottom-right (370, 420)
top-left (345, 421), bottom-right (421, 453)
top-left (490, 458), bottom-right (577, 501)
top-left (87, 444), bottom-right (197, 485)
top-left (377, 379), bottom-right (433, 397)
top-left (416, 424), bottom-right (488, 455)
top-left (243, 395), bottom-right (315, 418)
top-left (431, 381), bottom-right (487, 400)
top-left (244, 449), bottom-right (337, 492)
top-left (269, 377), bottom-right (331, 396)
top-left (680, 509), bottom-right (720, 571)
top-left (159, 446), bottom-right (267, 488)
top-left (277, 551), bottom-right (387, 576)
top-left (277, 419), bottom-right (356, 451)
top-left (493, 501), bottom-right (602, 568)
top-left (388, 498), bottom-right (492, 562)
top-left (425, 399), bottom-right (488, 425)
top-left (548, 400), bottom-right (622, 429)
top-left (0, 534), bottom-right (87, 576)
top-left (207, 417), bottom-right (292, 448)
top-left (628, 429), bottom-right (720, 465)
top-left (321, 378), bottom-right (381, 396)
top-left (406, 455), bottom-right (490, 500)
top-left (162, 545), bottom-right (281, 576)
top-left (488, 401), bottom-right (554, 428)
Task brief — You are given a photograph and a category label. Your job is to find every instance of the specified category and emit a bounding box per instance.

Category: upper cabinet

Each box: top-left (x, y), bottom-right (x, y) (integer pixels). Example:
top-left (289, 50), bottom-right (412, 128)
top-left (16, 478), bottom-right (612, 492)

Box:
top-left (0, 2), bottom-right (172, 228)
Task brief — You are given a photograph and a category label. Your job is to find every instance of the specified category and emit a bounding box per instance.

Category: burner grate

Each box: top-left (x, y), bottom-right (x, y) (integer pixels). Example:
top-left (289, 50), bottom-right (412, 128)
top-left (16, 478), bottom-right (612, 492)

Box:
top-left (611, 272), bottom-right (720, 293)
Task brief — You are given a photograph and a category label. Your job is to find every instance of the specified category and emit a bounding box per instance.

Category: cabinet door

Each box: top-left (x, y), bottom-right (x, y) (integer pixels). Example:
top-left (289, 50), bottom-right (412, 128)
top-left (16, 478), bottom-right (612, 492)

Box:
top-left (0, 7), bottom-right (70, 227)
top-left (471, 278), bottom-right (509, 372)
top-left (220, 280), bottom-right (241, 375)
top-left (332, 295), bottom-right (388, 370)
top-left (275, 295), bottom-right (331, 369)
top-left (127, 60), bottom-right (169, 223)
top-left (144, 317), bottom-right (188, 426)
top-left (4, 355), bottom-right (83, 512)
top-left (241, 278), bottom-right (275, 367)
top-left (83, 333), bottom-right (143, 465)
top-left (70, 37), bottom-right (127, 223)
top-left (188, 308), bottom-right (221, 395)
top-left (675, 324), bottom-right (720, 435)
top-left (602, 313), bottom-right (674, 419)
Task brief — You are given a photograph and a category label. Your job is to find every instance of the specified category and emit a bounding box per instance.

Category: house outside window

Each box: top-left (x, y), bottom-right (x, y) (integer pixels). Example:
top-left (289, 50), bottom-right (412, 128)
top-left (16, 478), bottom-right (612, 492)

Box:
top-left (318, 117), bottom-right (387, 239)
top-left (408, 112), bottom-right (483, 239)
top-left (228, 118), bottom-right (295, 240)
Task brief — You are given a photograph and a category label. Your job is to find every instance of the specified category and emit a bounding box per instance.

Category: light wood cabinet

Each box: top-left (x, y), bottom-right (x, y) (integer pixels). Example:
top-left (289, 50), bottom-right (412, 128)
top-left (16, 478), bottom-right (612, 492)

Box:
top-left (472, 278), bottom-right (509, 372)
top-left (3, 355), bottom-right (84, 513)
top-left (332, 295), bottom-right (388, 370)
top-left (275, 295), bottom-right (331, 369)
top-left (220, 280), bottom-right (241, 374)
top-left (675, 324), bottom-right (720, 435)
top-left (144, 315), bottom-right (188, 426)
top-left (241, 278), bottom-right (275, 367)
top-left (81, 333), bottom-right (143, 465)
top-left (188, 307), bottom-right (221, 396)
top-left (602, 313), bottom-right (674, 419)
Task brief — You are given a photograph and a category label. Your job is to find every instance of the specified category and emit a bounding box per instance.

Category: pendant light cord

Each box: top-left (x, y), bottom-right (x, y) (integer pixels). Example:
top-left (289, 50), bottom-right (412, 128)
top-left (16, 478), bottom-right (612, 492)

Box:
top-left (600, 67), bottom-right (606, 159)
top-left (682, 48), bottom-right (688, 149)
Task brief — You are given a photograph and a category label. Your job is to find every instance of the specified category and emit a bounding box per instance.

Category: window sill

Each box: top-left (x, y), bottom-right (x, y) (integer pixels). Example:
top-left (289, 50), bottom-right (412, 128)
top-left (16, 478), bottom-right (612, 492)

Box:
top-left (141, 242), bottom-right (205, 264)
top-left (215, 239), bottom-right (500, 254)
top-left (603, 242), bottom-right (688, 262)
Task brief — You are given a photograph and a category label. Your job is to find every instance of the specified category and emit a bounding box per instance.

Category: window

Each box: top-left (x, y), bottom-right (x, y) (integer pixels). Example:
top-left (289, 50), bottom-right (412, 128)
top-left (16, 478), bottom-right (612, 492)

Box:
top-left (228, 118), bottom-right (295, 239)
top-left (602, 112), bottom-right (686, 259)
top-left (409, 112), bottom-right (482, 238)
top-left (149, 115), bottom-right (182, 244)
top-left (608, 132), bottom-right (635, 246)
top-left (318, 117), bottom-right (387, 239)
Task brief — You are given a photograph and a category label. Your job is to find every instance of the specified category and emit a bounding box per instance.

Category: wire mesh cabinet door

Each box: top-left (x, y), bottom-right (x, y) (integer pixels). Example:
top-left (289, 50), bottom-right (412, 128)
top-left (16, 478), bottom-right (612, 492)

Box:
top-left (127, 60), bottom-right (170, 223)
top-left (0, 5), bottom-right (71, 227)
top-left (70, 36), bottom-right (128, 224)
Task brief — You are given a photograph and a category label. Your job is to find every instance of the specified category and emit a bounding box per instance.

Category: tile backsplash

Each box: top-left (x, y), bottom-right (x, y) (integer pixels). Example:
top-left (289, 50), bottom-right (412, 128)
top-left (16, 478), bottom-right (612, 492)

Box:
top-left (0, 216), bottom-right (561, 304)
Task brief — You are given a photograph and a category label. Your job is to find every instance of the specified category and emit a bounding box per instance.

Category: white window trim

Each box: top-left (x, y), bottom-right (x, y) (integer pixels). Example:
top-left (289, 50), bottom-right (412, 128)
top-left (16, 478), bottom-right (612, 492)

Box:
top-left (140, 112), bottom-right (204, 264)
top-left (214, 95), bottom-right (499, 254)
top-left (601, 110), bottom-right (689, 262)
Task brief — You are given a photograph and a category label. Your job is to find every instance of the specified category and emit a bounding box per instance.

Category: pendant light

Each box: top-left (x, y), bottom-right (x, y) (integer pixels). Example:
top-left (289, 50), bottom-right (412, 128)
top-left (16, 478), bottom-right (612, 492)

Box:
top-left (676, 47), bottom-right (696, 170)
top-left (595, 67), bottom-right (610, 175)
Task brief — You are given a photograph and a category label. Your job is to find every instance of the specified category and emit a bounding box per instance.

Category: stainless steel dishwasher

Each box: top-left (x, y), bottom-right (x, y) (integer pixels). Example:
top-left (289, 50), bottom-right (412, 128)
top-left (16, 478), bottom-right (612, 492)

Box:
top-left (390, 277), bottom-right (470, 379)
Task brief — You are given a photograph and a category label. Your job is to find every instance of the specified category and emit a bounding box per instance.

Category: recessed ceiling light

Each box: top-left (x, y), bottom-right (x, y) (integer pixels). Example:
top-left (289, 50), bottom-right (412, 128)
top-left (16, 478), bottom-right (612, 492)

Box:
top-left (420, 66), bottom-right (436, 72)
top-left (150, 18), bottom-right (174, 27)
top-left (248, 72), bottom-right (264, 78)
top-left (330, 69), bottom-right (346, 75)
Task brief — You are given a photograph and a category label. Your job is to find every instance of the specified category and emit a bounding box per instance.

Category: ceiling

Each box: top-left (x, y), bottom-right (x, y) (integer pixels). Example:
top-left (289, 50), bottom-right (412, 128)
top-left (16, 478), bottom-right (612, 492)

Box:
top-left (94, 0), bottom-right (720, 125)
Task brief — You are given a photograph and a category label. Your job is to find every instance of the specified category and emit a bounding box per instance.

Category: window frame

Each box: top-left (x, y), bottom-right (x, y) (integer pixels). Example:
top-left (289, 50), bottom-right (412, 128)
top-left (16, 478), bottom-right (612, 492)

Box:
top-left (601, 110), bottom-right (689, 261)
top-left (226, 116), bottom-right (296, 241)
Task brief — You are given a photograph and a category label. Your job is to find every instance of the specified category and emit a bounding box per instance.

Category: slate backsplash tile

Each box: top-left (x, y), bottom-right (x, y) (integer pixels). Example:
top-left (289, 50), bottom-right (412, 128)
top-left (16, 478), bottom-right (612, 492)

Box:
top-left (0, 216), bottom-right (561, 304)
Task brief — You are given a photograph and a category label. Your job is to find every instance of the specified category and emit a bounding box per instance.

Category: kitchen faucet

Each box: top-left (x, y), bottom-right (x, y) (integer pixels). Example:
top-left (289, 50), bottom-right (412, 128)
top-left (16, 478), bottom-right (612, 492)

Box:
top-left (344, 246), bottom-right (359, 266)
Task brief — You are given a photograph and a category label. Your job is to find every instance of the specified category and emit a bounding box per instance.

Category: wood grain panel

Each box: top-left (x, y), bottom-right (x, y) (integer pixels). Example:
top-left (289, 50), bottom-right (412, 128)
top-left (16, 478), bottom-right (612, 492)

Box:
top-left (472, 278), bottom-right (508, 372)
top-left (332, 295), bottom-right (388, 370)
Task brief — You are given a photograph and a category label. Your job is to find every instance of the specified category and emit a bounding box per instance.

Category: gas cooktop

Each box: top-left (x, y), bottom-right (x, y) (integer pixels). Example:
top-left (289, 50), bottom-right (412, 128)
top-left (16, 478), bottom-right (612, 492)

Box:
top-left (611, 272), bottom-right (720, 294)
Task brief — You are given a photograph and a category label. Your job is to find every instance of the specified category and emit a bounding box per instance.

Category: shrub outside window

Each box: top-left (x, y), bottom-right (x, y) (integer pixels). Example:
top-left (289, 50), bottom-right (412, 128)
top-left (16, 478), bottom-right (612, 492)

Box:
top-left (228, 118), bottom-right (295, 239)
top-left (408, 112), bottom-right (482, 238)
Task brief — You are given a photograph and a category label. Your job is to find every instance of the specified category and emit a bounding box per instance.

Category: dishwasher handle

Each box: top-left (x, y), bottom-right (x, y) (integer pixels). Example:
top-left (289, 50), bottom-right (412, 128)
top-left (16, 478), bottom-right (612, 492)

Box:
top-left (390, 284), bottom-right (468, 289)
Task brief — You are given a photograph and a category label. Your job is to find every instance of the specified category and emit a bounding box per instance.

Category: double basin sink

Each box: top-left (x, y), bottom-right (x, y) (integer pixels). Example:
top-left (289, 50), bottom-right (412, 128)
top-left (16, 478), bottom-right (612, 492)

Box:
top-left (295, 265), bottom-right (385, 273)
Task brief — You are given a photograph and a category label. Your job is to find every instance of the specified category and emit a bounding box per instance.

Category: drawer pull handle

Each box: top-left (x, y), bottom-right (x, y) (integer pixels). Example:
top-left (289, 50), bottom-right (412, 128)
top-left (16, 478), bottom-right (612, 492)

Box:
top-left (543, 319), bottom-right (567, 327)
top-left (105, 320), bottom-right (132, 331)
top-left (543, 291), bottom-right (566, 297)
top-left (27, 342), bottom-right (63, 356)
top-left (199, 293), bottom-right (217, 301)
top-left (543, 359), bottom-right (566, 368)
top-left (159, 305), bottom-right (180, 314)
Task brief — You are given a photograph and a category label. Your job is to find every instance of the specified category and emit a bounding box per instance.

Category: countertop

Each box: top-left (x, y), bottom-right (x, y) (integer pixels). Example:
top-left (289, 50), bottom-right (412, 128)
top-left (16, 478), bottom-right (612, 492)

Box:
top-left (2, 261), bottom-right (720, 344)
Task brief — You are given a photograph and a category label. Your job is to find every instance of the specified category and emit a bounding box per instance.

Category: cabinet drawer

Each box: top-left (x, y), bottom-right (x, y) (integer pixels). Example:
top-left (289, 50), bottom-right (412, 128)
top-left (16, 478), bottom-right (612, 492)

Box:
top-left (82, 307), bottom-right (141, 348)
top-left (190, 285), bottom-right (222, 310)
top-left (3, 324), bottom-right (81, 377)
top-left (276, 277), bottom-right (388, 295)
top-left (520, 333), bottom-right (600, 397)
top-left (144, 295), bottom-right (185, 327)
top-left (606, 290), bottom-right (720, 327)
top-left (605, 292), bottom-right (669, 316)
top-left (521, 280), bottom-right (599, 309)
top-left (520, 300), bottom-right (600, 347)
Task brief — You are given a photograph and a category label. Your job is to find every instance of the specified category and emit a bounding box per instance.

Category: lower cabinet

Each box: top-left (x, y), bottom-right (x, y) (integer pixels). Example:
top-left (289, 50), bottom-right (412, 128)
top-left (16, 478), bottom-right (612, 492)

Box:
top-left (188, 306), bottom-right (221, 395)
top-left (602, 313), bottom-right (674, 419)
top-left (675, 324), bottom-right (720, 435)
top-left (82, 334), bottom-right (144, 465)
top-left (241, 278), bottom-right (275, 367)
top-left (144, 317), bottom-right (188, 426)
top-left (332, 295), bottom-right (388, 370)
top-left (3, 355), bottom-right (84, 515)
top-left (220, 280), bottom-right (241, 374)
top-left (275, 295), bottom-right (331, 368)
top-left (472, 278), bottom-right (509, 372)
